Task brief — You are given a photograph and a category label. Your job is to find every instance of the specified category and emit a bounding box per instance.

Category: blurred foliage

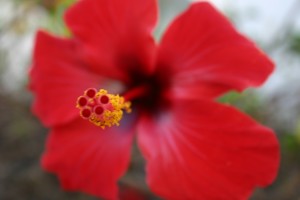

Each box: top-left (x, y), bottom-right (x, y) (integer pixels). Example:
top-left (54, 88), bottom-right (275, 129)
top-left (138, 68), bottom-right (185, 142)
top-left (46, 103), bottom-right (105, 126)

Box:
top-left (289, 33), bottom-right (300, 54)
top-left (218, 90), bottom-right (265, 122)
top-left (282, 134), bottom-right (300, 157)
top-left (44, 0), bottom-right (75, 35)
top-left (6, 0), bottom-right (74, 35)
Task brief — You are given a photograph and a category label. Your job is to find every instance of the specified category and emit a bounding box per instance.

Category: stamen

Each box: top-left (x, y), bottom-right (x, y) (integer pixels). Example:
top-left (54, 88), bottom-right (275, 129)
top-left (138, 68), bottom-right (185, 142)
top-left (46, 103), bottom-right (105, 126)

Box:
top-left (76, 88), bottom-right (131, 129)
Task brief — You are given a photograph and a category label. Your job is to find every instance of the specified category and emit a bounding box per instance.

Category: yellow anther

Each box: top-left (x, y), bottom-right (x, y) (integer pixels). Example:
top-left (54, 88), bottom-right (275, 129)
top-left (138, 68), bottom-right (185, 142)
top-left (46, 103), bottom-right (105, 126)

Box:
top-left (76, 88), bottom-right (131, 129)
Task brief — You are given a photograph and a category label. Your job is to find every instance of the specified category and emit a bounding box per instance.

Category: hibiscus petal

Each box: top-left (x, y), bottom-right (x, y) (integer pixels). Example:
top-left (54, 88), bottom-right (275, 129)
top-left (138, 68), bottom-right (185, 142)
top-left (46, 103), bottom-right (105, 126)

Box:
top-left (158, 2), bottom-right (274, 99)
top-left (30, 31), bottom-right (103, 127)
top-left (42, 117), bottom-right (134, 200)
top-left (137, 99), bottom-right (279, 200)
top-left (65, 0), bottom-right (158, 80)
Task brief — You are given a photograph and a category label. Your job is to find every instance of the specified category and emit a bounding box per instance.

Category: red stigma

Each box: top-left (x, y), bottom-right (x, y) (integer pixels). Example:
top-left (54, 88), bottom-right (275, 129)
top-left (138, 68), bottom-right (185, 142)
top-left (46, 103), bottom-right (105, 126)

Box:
top-left (85, 88), bottom-right (97, 98)
top-left (81, 108), bottom-right (92, 119)
top-left (77, 96), bottom-right (88, 107)
top-left (94, 105), bottom-right (104, 115)
top-left (100, 95), bottom-right (109, 104)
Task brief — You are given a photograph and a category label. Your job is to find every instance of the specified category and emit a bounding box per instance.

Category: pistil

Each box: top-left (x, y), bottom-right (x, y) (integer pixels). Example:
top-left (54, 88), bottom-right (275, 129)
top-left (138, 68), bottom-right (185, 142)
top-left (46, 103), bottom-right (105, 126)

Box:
top-left (76, 88), bottom-right (131, 129)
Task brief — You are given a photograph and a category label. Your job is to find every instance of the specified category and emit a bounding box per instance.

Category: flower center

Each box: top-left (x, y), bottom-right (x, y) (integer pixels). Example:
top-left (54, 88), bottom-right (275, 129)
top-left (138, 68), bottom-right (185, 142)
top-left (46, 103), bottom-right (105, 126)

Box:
top-left (76, 88), bottom-right (131, 129)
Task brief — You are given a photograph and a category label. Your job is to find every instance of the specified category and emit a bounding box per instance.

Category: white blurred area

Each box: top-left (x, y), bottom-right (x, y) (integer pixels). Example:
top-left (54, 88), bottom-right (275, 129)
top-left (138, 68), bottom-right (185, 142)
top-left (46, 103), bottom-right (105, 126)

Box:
top-left (0, 0), bottom-right (300, 130)
top-left (0, 0), bottom-right (48, 93)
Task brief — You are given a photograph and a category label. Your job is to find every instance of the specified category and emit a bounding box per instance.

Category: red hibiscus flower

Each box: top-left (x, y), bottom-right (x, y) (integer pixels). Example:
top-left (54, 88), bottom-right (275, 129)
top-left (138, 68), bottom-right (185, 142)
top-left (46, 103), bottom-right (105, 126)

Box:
top-left (29, 0), bottom-right (280, 199)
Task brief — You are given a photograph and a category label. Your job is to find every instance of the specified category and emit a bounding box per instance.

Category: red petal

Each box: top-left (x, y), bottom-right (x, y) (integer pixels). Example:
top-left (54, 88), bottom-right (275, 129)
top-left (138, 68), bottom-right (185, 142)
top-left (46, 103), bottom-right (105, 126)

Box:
top-left (65, 0), bottom-right (158, 80)
top-left (137, 99), bottom-right (279, 200)
top-left (42, 118), bottom-right (134, 200)
top-left (158, 2), bottom-right (274, 99)
top-left (30, 31), bottom-right (103, 127)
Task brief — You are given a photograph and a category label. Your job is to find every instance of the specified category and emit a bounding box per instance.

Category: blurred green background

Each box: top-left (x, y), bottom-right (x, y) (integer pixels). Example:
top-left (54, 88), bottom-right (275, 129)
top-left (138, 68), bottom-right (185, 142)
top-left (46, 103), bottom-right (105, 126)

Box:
top-left (1, 0), bottom-right (300, 199)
